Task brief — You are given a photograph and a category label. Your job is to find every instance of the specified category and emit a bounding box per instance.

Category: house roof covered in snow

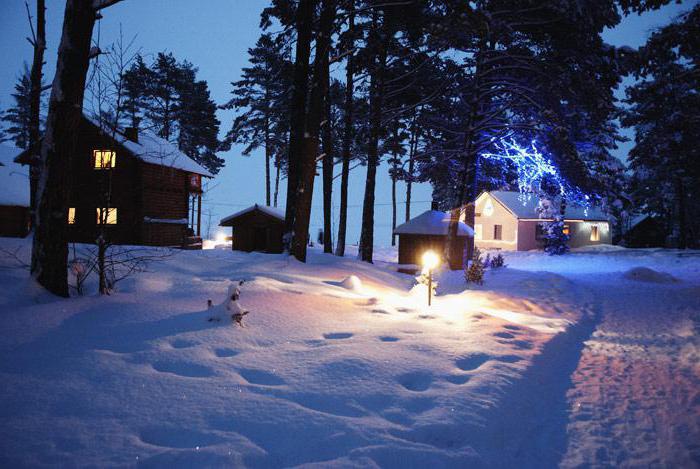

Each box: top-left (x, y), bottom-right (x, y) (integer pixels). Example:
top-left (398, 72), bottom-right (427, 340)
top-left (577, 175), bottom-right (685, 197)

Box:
top-left (484, 191), bottom-right (609, 221)
top-left (219, 204), bottom-right (285, 226)
top-left (15, 114), bottom-right (214, 178)
top-left (394, 210), bottom-right (474, 237)
top-left (0, 145), bottom-right (30, 207)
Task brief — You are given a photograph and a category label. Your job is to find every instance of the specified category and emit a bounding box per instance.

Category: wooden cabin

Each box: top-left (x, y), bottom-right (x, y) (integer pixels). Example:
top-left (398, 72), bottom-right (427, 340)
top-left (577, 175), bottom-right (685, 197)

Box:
top-left (15, 115), bottom-right (213, 248)
top-left (464, 191), bottom-right (612, 251)
top-left (0, 145), bottom-right (30, 238)
top-left (219, 204), bottom-right (285, 253)
top-left (394, 207), bottom-right (474, 271)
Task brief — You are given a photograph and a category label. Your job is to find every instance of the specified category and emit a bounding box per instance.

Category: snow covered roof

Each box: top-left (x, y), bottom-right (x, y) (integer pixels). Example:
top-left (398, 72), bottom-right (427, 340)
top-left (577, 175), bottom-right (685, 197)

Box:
top-left (0, 145), bottom-right (30, 207)
top-left (394, 210), bottom-right (474, 237)
top-left (220, 204), bottom-right (285, 226)
top-left (83, 114), bottom-right (214, 177)
top-left (117, 130), bottom-right (214, 178)
top-left (486, 191), bottom-right (609, 221)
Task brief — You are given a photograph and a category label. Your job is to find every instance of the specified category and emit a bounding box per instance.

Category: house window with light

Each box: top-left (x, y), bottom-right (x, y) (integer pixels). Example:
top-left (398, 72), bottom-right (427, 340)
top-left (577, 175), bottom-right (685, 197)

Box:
top-left (94, 150), bottom-right (116, 169)
top-left (68, 208), bottom-right (76, 225)
top-left (563, 224), bottom-right (570, 236)
top-left (474, 224), bottom-right (483, 240)
top-left (96, 207), bottom-right (117, 225)
top-left (590, 225), bottom-right (599, 241)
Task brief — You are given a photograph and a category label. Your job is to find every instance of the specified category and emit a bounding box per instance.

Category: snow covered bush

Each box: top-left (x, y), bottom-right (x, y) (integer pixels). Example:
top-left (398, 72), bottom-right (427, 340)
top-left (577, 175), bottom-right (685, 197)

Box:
top-left (537, 198), bottom-right (570, 255)
top-left (465, 247), bottom-right (485, 285)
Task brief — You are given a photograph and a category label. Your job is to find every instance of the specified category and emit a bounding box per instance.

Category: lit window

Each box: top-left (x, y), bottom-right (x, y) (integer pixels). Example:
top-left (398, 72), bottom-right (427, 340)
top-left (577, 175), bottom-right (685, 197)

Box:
top-left (474, 224), bottom-right (483, 240)
top-left (590, 225), bottom-right (599, 241)
top-left (96, 207), bottom-right (117, 225)
top-left (563, 224), bottom-right (570, 236)
top-left (494, 224), bottom-right (503, 240)
top-left (483, 199), bottom-right (494, 217)
top-left (94, 150), bottom-right (116, 169)
top-left (68, 208), bottom-right (76, 225)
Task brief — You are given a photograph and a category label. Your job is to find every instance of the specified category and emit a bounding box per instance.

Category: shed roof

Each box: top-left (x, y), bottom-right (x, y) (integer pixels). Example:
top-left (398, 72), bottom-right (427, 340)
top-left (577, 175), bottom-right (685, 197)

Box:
top-left (220, 204), bottom-right (285, 226)
top-left (394, 210), bottom-right (474, 237)
top-left (485, 191), bottom-right (609, 221)
top-left (0, 145), bottom-right (29, 207)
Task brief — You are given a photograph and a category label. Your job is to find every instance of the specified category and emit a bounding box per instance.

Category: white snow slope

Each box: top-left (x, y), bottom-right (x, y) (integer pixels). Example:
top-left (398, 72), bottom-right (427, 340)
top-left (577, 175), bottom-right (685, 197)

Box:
top-left (0, 238), bottom-right (697, 467)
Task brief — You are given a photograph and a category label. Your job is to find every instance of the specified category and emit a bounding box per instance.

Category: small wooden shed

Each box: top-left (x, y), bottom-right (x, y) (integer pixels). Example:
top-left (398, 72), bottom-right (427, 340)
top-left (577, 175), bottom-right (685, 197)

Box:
top-left (0, 145), bottom-right (30, 238)
top-left (394, 209), bottom-right (474, 271)
top-left (220, 204), bottom-right (285, 253)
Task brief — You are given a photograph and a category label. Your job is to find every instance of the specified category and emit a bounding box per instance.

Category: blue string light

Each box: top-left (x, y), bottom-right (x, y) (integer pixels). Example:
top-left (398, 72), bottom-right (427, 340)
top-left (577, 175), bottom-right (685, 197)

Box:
top-left (481, 138), bottom-right (591, 211)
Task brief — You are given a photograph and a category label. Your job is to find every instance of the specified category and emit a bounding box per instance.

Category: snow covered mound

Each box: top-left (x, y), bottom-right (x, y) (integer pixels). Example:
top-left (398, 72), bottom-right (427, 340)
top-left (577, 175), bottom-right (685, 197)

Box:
top-left (623, 267), bottom-right (678, 284)
top-left (338, 274), bottom-right (363, 291)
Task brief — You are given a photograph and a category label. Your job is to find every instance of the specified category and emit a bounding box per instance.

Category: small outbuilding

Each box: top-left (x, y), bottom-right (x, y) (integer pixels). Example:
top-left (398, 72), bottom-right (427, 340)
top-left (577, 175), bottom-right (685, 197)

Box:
top-left (219, 204), bottom-right (285, 253)
top-left (0, 145), bottom-right (30, 238)
top-left (394, 208), bottom-right (474, 271)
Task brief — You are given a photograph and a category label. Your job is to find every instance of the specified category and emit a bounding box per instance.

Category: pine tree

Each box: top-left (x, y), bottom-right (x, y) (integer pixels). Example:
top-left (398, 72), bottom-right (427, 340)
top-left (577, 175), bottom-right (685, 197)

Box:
top-left (123, 52), bottom-right (223, 174)
top-left (221, 33), bottom-right (292, 206)
top-left (1, 66), bottom-right (33, 149)
top-left (623, 5), bottom-right (699, 248)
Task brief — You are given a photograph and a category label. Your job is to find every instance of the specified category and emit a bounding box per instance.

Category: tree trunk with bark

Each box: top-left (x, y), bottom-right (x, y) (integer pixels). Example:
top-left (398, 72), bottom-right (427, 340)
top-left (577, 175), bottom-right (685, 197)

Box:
top-left (358, 12), bottom-right (386, 263)
top-left (290, 0), bottom-right (336, 262)
top-left (28, 0), bottom-right (46, 228)
top-left (321, 70), bottom-right (333, 253)
top-left (31, 0), bottom-right (102, 297)
top-left (405, 114), bottom-right (418, 222)
top-left (335, 2), bottom-right (354, 257)
top-left (283, 0), bottom-right (315, 254)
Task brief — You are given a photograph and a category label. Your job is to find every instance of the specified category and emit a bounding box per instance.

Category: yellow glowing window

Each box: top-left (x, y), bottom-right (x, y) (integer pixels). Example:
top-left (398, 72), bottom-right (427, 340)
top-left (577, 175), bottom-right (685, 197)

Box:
top-left (590, 225), bottom-right (599, 241)
top-left (96, 208), bottom-right (117, 225)
top-left (563, 224), bottom-right (570, 236)
top-left (68, 207), bottom-right (76, 225)
top-left (94, 150), bottom-right (116, 169)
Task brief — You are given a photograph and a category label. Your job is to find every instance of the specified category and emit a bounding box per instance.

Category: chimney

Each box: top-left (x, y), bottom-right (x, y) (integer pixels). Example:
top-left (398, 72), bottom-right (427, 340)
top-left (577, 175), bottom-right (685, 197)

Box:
top-left (431, 200), bottom-right (439, 211)
top-left (124, 126), bottom-right (138, 143)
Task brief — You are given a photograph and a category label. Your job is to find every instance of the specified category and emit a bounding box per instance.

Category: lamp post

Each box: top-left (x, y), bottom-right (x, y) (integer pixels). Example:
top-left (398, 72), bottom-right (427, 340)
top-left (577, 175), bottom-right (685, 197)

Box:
top-left (421, 250), bottom-right (440, 306)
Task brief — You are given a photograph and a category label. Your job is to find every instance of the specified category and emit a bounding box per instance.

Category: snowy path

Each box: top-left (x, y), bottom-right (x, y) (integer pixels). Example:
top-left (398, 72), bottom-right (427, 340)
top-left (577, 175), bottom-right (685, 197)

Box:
top-left (561, 273), bottom-right (700, 467)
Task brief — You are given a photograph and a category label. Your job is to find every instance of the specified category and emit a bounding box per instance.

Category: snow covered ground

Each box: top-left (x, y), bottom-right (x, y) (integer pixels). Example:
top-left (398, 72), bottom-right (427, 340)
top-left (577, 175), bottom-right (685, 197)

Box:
top-left (0, 238), bottom-right (698, 467)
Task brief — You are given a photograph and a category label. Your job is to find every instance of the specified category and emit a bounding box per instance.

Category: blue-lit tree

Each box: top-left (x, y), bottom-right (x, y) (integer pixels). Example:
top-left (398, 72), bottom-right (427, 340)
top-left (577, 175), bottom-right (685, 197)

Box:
top-left (481, 138), bottom-right (593, 255)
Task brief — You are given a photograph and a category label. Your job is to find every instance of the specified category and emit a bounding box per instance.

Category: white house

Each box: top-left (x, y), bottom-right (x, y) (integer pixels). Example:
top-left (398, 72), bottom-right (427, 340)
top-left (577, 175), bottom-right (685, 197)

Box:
top-left (463, 191), bottom-right (611, 251)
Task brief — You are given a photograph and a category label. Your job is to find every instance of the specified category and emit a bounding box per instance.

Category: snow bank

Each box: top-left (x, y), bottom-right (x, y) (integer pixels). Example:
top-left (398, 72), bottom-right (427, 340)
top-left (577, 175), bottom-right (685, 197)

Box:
top-left (0, 145), bottom-right (29, 207)
top-left (623, 266), bottom-right (679, 283)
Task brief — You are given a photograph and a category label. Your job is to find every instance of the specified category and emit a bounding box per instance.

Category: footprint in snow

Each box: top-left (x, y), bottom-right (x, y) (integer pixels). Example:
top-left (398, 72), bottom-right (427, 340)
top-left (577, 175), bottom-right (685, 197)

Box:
top-left (323, 332), bottom-right (353, 340)
top-left (379, 336), bottom-right (400, 342)
top-left (170, 339), bottom-right (197, 349)
top-left (371, 308), bottom-right (391, 315)
top-left (455, 353), bottom-right (491, 371)
top-left (493, 332), bottom-right (515, 339)
top-left (445, 374), bottom-right (471, 385)
top-left (238, 368), bottom-right (285, 386)
top-left (213, 347), bottom-right (239, 358)
top-left (397, 371), bottom-right (433, 392)
top-left (503, 325), bottom-right (522, 331)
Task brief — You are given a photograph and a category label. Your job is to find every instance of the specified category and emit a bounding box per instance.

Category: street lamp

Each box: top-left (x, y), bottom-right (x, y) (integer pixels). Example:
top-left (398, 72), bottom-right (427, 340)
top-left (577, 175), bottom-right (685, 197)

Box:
top-left (422, 250), bottom-right (440, 306)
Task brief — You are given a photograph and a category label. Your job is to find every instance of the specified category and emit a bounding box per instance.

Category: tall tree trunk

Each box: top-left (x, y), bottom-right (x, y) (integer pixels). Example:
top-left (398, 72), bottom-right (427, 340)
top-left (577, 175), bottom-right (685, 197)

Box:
top-left (335, 2), bottom-right (354, 257)
top-left (283, 0), bottom-right (315, 254)
top-left (273, 155), bottom-right (280, 207)
top-left (405, 114), bottom-right (418, 222)
top-left (321, 75), bottom-right (333, 253)
top-left (28, 0), bottom-right (46, 230)
top-left (676, 177), bottom-right (687, 249)
top-left (359, 12), bottom-right (386, 263)
top-left (290, 0), bottom-right (336, 262)
top-left (391, 160), bottom-right (397, 246)
top-left (31, 0), bottom-right (101, 297)
top-left (264, 116), bottom-right (271, 206)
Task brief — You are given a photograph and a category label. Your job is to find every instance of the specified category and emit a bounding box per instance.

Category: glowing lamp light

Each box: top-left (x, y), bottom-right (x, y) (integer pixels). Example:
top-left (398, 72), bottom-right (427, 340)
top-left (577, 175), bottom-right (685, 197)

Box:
top-left (422, 250), bottom-right (440, 306)
top-left (422, 250), bottom-right (440, 271)
top-left (215, 232), bottom-right (227, 244)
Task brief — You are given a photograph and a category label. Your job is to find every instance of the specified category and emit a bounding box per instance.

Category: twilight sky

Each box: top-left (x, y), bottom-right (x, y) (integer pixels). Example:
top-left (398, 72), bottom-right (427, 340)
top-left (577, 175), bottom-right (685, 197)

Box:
top-left (0, 0), bottom-right (694, 244)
